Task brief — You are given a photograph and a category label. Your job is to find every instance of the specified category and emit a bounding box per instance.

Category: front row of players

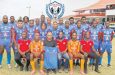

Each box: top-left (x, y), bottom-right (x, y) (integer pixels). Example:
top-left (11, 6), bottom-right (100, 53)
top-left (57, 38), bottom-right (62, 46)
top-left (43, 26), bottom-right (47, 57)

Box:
top-left (14, 31), bottom-right (101, 75)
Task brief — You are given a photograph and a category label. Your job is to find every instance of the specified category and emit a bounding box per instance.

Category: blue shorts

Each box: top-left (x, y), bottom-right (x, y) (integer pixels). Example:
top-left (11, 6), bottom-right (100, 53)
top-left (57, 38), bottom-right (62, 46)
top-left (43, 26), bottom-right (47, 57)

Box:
top-left (94, 42), bottom-right (99, 51)
top-left (0, 39), bottom-right (11, 52)
top-left (100, 42), bottom-right (112, 53)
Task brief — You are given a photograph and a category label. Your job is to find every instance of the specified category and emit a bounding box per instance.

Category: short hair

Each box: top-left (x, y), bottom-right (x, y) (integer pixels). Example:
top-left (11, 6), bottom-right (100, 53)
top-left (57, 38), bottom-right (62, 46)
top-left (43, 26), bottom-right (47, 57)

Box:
top-left (81, 16), bottom-right (86, 19)
top-left (69, 17), bottom-right (74, 20)
top-left (10, 16), bottom-right (14, 18)
top-left (23, 16), bottom-right (29, 22)
top-left (18, 20), bottom-right (23, 22)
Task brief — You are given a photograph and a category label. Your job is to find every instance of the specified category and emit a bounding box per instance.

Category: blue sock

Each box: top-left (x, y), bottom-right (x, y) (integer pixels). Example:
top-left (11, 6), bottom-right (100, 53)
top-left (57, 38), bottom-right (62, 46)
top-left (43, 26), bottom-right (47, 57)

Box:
top-left (99, 57), bottom-right (102, 65)
top-left (108, 53), bottom-right (111, 65)
top-left (7, 53), bottom-right (11, 64)
top-left (90, 58), bottom-right (93, 64)
top-left (0, 54), bottom-right (3, 65)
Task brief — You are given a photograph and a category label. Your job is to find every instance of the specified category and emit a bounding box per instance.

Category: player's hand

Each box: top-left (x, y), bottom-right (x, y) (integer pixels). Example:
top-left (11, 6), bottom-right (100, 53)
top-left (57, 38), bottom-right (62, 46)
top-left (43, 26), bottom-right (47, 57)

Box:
top-left (34, 52), bottom-right (40, 57)
top-left (96, 52), bottom-right (100, 56)
top-left (84, 52), bottom-right (88, 57)
top-left (10, 43), bottom-right (13, 47)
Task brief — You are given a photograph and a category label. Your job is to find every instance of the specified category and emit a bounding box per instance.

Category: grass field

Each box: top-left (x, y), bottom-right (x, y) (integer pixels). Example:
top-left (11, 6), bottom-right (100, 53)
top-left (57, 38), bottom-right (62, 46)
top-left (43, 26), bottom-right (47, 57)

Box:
top-left (0, 39), bottom-right (115, 75)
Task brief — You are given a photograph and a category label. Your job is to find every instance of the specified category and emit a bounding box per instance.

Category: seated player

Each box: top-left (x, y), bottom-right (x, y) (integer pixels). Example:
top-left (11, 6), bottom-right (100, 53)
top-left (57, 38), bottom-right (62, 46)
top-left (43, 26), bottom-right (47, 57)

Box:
top-left (56, 30), bottom-right (69, 73)
top-left (80, 31), bottom-right (101, 74)
top-left (15, 31), bottom-right (31, 71)
top-left (68, 30), bottom-right (85, 75)
top-left (43, 31), bottom-right (57, 74)
top-left (30, 32), bottom-right (44, 75)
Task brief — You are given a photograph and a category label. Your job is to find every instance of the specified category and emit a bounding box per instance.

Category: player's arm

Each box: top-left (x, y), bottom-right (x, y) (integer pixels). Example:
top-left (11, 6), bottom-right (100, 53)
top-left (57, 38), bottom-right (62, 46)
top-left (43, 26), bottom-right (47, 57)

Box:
top-left (10, 28), bottom-right (15, 47)
top-left (18, 44), bottom-right (25, 56)
top-left (92, 46), bottom-right (100, 56)
top-left (67, 41), bottom-right (72, 53)
top-left (111, 31), bottom-right (114, 41)
top-left (40, 41), bottom-right (44, 54)
top-left (98, 31), bottom-right (102, 40)
top-left (80, 45), bottom-right (84, 53)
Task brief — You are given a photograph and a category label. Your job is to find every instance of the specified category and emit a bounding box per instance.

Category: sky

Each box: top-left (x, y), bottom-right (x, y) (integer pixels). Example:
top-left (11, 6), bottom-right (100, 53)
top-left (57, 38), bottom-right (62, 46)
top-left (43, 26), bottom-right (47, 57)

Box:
top-left (0, 0), bottom-right (99, 19)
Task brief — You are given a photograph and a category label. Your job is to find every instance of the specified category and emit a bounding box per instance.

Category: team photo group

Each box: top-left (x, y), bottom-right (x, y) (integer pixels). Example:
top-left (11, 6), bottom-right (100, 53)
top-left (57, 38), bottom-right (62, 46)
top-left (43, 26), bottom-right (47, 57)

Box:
top-left (0, 15), bottom-right (114, 75)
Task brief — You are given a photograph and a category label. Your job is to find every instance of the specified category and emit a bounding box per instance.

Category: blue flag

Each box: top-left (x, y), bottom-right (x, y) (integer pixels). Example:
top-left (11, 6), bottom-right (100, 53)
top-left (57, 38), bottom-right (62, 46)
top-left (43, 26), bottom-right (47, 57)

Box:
top-left (44, 46), bottom-right (58, 69)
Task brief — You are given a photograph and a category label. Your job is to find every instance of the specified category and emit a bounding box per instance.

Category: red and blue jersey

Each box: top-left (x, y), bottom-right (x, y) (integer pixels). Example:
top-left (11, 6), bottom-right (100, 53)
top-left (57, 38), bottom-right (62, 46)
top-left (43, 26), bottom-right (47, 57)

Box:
top-left (102, 27), bottom-right (114, 42)
top-left (15, 26), bottom-right (26, 41)
top-left (26, 25), bottom-right (36, 40)
top-left (39, 28), bottom-right (48, 41)
top-left (63, 26), bottom-right (71, 40)
top-left (89, 26), bottom-right (101, 43)
top-left (75, 26), bottom-right (83, 40)
top-left (0, 23), bottom-right (12, 40)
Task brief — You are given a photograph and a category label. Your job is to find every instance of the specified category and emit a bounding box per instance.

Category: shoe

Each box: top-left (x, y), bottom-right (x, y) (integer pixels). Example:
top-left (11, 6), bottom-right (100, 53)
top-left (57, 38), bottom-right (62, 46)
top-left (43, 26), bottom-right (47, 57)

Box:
top-left (107, 64), bottom-right (111, 67)
top-left (99, 64), bottom-right (103, 67)
top-left (69, 70), bottom-right (73, 75)
top-left (14, 64), bottom-right (18, 68)
top-left (95, 69), bottom-right (101, 73)
top-left (52, 69), bottom-right (56, 74)
top-left (88, 63), bottom-right (92, 67)
top-left (80, 70), bottom-right (85, 75)
top-left (31, 70), bottom-right (35, 75)
top-left (25, 66), bottom-right (29, 71)
top-left (0, 65), bottom-right (2, 68)
top-left (40, 70), bottom-right (45, 75)
top-left (8, 64), bottom-right (12, 69)
top-left (58, 69), bottom-right (62, 73)
top-left (20, 66), bottom-right (24, 71)
top-left (64, 69), bottom-right (69, 73)
top-left (84, 70), bottom-right (87, 74)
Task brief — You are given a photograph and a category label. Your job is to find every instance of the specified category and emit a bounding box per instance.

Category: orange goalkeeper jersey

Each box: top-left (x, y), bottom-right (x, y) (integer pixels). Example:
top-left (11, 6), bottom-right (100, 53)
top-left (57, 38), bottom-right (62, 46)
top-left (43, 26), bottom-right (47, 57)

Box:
top-left (30, 40), bottom-right (43, 52)
top-left (67, 40), bottom-right (81, 53)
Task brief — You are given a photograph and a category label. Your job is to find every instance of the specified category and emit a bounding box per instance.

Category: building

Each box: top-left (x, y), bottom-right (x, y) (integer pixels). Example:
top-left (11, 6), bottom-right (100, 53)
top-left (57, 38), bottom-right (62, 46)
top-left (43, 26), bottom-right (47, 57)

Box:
top-left (74, 0), bottom-right (115, 22)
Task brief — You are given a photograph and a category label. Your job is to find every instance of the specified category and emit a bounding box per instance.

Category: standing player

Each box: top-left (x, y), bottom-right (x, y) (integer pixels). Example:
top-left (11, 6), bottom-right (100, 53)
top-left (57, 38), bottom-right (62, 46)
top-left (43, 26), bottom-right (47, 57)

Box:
top-left (81, 16), bottom-right (89, 31)
top-left (46, 18), bottom-right (53, 30)
top-left (69, 17), bottom-right (76, 31)
top-left (100, 21), bottom-right (114, 67)
top-left (35, 18), bottom-right (40, 31)
top-left (58, 18), bottom-right (64, 30)
top-left (81, 16), bottom-right (90, 39)
top-left (26, 19), bottom-right (36, 40)
top-left (23, 16), bottom-right (29, 27)
top-left (9, 16), bottom-right (16, 28)
top-left (68, 31), bottom-right (85, 75)
top-left (15, 31), bottom-right (31, 71)
top-left (40, 15), bottom-right (46, 24)
top-left (75, 20), bottom-right (83, 41)
top-left (89, 20), bottom-right (102, 65)
top-left (95, 18), bottom-right (103, 30)
top-left (30, 32), bottom-right (44, 75)
top-left (39, 23), bottom-right (48, 41)
top-left (0, 15), bottom-right (13, 68)
top-left (52, 21), bottom-right (59, 40)
top-left (63, 20), bottom-right (71, 40)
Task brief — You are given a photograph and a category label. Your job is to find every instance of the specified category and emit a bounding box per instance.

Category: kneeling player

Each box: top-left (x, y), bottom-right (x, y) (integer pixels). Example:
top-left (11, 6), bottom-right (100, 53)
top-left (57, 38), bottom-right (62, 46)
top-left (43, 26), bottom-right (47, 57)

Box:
top-left (15, 31), bottom-right (31, 71)
top-left (68, 31), bottom-right (85, 75)
top-left (30, 32), bottom-right (44, 75)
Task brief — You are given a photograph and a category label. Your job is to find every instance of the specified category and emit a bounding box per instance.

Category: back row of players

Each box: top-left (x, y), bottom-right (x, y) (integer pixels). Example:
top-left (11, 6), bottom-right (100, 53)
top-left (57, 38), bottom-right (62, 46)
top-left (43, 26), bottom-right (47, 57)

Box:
top-left (0, 15), bottom-right (114, 71)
